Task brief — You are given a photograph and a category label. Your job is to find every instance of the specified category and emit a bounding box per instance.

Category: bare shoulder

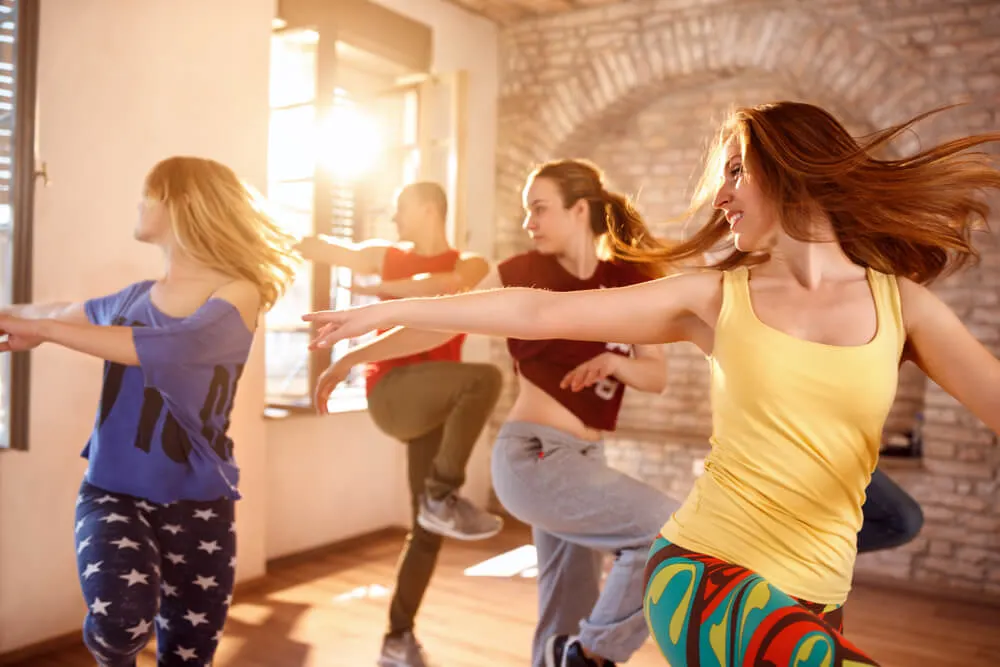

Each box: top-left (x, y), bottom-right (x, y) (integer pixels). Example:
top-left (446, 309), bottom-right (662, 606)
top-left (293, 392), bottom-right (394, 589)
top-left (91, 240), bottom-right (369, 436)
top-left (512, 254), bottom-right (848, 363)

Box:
top-left (651, 269), bottom-right (723, 317)
top-left (211, 280), bottom-right (263, 329)
top-left (896, 276), bottom-right (940, 331)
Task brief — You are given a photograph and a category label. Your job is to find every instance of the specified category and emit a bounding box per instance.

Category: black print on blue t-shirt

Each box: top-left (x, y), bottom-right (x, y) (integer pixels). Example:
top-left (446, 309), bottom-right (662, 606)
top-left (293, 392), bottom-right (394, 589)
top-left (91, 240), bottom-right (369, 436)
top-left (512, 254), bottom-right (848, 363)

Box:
top-left (98, 316), bottom-right (243, 464)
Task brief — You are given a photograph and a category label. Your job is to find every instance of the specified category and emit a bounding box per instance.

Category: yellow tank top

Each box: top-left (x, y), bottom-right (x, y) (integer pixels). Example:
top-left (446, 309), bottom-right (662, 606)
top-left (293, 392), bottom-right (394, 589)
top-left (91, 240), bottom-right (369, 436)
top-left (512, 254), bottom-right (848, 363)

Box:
top-left (661, 265), bottom-right (905, 604)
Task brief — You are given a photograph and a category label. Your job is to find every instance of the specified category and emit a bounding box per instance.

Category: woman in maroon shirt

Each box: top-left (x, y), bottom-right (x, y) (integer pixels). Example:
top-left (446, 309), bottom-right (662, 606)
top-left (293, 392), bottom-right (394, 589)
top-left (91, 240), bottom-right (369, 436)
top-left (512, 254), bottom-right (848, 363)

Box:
top-left (314, 159), bottom-right (679, 667)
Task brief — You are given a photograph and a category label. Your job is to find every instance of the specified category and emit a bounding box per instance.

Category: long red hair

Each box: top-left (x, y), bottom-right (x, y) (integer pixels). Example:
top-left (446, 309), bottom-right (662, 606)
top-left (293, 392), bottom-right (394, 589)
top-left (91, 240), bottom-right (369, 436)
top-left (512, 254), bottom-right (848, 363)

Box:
top-left (609, 102), bottom-right (1000, 284)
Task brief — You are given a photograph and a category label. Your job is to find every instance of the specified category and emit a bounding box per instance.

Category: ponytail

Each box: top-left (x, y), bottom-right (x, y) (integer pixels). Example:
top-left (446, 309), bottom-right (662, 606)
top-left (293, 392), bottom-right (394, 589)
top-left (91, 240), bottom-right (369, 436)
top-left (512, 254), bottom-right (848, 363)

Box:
top-left (599, 189), bottom-right (668, 278)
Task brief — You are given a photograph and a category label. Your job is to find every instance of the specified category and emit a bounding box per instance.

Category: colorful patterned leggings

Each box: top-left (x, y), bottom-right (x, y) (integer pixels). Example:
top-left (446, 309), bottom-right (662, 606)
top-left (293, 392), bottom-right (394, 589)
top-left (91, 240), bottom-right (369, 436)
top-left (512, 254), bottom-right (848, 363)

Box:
top-left (643, 536), bottom-right (880, 666)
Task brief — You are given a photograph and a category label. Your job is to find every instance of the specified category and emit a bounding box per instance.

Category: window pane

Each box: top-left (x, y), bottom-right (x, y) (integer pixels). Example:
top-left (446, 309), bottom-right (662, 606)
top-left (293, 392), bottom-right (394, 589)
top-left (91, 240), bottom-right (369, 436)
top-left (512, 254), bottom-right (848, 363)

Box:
top-left (270, 30), bottom-right (317, 108)
top-left (269, 181), bottom-right (314, 238)
top-left (268, 105), bottom-right (316, 183)
top-left (264, 330), bottom-right (312, 407)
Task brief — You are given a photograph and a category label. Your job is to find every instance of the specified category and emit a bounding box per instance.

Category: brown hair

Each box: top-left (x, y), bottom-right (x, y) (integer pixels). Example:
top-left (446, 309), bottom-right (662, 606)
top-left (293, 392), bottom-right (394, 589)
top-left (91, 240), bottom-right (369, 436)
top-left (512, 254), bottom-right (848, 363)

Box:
top-left (530, 159), bottom-right (667, 278)
top-left (609, 102), bottom-right (1000, 284)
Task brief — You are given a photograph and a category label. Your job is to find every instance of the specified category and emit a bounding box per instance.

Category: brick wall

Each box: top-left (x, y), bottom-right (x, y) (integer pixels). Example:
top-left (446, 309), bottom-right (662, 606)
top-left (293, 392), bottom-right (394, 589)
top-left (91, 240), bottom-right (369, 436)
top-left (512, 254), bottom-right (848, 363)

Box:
top-left (489, 0), bottom-right (1000, 599)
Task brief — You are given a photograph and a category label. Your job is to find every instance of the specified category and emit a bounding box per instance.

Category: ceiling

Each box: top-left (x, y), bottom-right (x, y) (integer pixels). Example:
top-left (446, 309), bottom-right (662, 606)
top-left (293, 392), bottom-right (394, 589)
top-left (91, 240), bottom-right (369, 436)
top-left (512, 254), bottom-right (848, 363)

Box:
top-left (445, 0), bottom-right (625, 24)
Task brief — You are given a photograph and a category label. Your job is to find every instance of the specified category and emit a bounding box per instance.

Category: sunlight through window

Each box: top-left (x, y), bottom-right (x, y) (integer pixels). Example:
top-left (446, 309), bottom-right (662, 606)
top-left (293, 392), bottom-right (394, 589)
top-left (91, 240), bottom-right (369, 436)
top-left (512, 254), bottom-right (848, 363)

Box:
top-left (333, 584), bottom-right (391, 602)
top-left (463, 545), bottom-right (538, 578)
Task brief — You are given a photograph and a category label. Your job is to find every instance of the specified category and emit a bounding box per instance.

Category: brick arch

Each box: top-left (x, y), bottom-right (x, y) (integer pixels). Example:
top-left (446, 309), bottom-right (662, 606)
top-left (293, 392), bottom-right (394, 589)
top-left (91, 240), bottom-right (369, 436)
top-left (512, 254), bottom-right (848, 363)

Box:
top-left (494, 7), bottom-right (978, 236)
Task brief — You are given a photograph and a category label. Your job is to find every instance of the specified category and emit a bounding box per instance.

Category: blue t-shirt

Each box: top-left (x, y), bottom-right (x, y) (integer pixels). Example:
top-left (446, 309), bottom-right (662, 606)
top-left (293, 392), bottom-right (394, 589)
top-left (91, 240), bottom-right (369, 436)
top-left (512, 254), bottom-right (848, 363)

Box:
top-left (83, 280), bottom-right (254, 504)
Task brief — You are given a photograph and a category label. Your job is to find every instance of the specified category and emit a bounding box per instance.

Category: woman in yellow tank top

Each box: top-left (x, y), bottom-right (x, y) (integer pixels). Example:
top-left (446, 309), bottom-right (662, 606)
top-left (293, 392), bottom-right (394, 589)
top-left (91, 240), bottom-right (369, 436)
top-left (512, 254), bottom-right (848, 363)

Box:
top-left (304, 102), bottom-right (1000, 666)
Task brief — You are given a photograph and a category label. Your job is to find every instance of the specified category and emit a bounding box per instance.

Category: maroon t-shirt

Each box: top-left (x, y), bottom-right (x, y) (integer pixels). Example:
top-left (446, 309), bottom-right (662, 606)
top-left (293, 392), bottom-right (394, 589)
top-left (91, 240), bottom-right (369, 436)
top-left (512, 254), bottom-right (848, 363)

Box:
top-left (497, 251), bottom-right (652, 431)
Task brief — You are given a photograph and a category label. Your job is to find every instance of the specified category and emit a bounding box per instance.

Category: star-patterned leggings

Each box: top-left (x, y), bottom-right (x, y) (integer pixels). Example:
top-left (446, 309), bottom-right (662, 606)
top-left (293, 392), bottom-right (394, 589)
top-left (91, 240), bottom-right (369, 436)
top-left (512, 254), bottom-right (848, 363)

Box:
top-left (74, 480), bottom-right (236, 667)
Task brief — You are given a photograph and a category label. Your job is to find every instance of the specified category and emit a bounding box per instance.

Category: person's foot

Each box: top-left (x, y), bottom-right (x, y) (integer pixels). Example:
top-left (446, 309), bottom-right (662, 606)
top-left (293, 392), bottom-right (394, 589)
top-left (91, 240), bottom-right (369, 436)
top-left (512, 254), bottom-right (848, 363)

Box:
top-left (544, 634), bottom-right (617, 667)
top-left (377, 631), bottom-right (430, 667)
top-left (416, 492), bottom-right (503, 541)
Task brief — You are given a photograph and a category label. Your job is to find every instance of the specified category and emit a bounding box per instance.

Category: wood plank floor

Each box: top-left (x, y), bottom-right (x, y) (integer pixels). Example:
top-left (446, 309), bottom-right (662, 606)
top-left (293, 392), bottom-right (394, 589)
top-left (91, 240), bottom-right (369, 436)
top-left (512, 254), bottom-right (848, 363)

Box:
top-left (9, 522), bottom-right (1000, 666)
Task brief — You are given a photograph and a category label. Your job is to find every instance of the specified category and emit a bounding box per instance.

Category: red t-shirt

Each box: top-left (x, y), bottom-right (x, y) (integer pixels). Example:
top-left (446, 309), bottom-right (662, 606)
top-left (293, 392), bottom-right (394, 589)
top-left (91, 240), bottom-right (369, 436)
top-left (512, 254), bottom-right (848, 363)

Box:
top-left (497, 251), bottom-right (652, 431)
top-left (364, 246), bottom-right (466, 395)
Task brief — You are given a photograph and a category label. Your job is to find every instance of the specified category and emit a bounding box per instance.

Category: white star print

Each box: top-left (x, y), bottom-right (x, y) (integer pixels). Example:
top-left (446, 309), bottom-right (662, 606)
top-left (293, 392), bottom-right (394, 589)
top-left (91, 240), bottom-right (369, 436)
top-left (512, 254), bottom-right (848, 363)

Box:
top-left (153, 563), bottom-right (161, 577)
top-left (119, 569), bottom-right (149, 587)
top-left (224, 593), bottom-right (233, 606)
top-left (214, 629), bottom-right (224, 642)
top-left (111, 537), bottom-right (141, 551)
top-left (138, 513), bottom-right (151, 527)
top-left (229, 556), bottom-right (237, 569)
top-left (135, 500), bottom-right (156, 512)
top-left (163, 524), bottom-right (183, 535)
top-left (75, 518), bottom-right (86, 533)
top-left (94, 634), bottom-right (111, 649)
top-left (90, 598), bottom-right (111, 616)
top-left (229, 521), bottom-right (236, 533)
top-left (125, 618), bottom-right (152, 639)
top-left (165, 552), bottom-right (186, 565)
top-left (82, 561), bottom-right (103, 579)
top-left (193, 508), bottom-right (218, 521)
top-left (174, 646), bottom-right (198, 661)
top-left (183, 610), bottom-right (208, 627)
top-left (197, 540), bottom-right (221, 555)
top-left (146, 538), bottom-right (159, 553)
top-left (94, 495), bottom-right (118, 505)
top-left (193, 575), bottom-right (218, 591)
top-left (155, 613), bottom-right (170, 629)
top-left (77, 536), bottom-right (92, 554)
top-left (162, 582), bottom-right (179, 597)
top-left (100, 512), bottom-right (129, 524)
top-left (76, 494), bottom-right (84, 506)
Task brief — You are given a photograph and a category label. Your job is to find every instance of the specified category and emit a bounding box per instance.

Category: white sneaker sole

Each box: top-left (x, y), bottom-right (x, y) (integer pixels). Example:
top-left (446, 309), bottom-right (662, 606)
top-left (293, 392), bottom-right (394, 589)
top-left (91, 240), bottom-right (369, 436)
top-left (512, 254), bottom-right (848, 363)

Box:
top-left (543, 634), bottom-right (561, 667)
top-left (416, 512), bottom-right (503, 541)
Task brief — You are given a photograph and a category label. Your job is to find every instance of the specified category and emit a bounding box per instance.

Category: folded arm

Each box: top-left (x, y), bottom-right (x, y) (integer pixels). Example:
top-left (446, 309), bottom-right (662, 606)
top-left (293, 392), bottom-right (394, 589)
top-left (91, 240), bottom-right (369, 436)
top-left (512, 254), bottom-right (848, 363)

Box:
top-left (366, 253), bottom-right (489, 298)
top-left (614, 344), bottom-right (667, 393)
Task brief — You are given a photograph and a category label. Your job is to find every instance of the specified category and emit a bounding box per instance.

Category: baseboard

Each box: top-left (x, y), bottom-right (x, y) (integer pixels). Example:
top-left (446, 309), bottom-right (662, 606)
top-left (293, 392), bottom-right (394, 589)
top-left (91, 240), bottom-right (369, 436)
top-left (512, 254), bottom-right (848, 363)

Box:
top-left (0, 525), bottom-right (406, 666)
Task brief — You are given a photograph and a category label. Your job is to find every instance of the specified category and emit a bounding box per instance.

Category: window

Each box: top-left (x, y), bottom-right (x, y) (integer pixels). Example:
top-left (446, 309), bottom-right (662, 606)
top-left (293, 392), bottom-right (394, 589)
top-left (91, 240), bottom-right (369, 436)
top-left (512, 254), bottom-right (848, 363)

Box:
top-left (0, 0), bottom-right (39, 450)
top-left (264, 28), bottom-right (423, 412)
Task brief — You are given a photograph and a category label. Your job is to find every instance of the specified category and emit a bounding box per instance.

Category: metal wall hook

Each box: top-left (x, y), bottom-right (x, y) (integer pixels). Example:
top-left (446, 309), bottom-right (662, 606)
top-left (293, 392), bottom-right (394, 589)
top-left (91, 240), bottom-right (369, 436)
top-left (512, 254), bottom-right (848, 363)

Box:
top-left (34, 161), bottom-right (49, 187)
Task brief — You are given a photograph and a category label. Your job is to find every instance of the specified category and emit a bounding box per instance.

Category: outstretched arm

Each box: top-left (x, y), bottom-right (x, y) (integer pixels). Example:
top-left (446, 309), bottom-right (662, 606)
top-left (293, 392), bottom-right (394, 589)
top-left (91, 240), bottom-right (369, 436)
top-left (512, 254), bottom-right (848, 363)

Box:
top-left (0, 282), bottom-right (261, 366)
top-left (356, 253), bottom-right (489, 298)
top-left (3, 301), bottom-right (89, 323)
top-left (306, 270), bottom-right (716, 350)
top-left (295, 235), bottom-right (390, 275)
top-left (899, 279), bottom-right (1000, 433)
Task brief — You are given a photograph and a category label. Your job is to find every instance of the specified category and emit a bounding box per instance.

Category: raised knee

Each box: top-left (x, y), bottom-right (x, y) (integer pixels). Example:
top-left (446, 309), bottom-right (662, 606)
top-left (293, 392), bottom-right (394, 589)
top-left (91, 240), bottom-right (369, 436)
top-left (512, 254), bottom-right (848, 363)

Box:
top-left (899, 499), bottom-right (924, 539)
top-left (470, 363), bottom-right (503, 397)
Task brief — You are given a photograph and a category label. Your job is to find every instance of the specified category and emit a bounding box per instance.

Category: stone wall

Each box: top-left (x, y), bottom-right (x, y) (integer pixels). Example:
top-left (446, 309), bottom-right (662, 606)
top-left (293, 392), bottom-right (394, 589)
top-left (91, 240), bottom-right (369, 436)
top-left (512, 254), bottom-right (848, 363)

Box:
top-left (489, 0), bottom-right (1000, 599)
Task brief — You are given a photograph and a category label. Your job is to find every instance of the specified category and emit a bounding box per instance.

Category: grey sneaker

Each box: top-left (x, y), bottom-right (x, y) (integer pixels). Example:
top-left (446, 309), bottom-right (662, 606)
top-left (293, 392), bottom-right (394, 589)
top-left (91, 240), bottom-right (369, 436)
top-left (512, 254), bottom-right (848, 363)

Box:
top-left (417, 492), bottom-right (503, 541)
top-left (377, 631), bottom-right (430, 667)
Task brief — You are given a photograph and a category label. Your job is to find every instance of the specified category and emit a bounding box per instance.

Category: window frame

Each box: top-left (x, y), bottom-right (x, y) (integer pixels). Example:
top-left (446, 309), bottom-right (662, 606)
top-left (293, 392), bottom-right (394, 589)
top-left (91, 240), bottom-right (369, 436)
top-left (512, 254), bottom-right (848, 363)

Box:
top-left (265, 3), bottom-right (432, 415)
top-left (2, 0), bottom-right (40, 450)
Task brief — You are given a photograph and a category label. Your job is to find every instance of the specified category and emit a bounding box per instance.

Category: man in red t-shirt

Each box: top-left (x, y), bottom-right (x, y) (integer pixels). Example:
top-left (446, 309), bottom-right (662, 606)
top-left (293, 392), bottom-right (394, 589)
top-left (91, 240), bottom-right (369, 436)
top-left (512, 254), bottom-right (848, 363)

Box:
top-left (297, 182), bottom-right (502, 667)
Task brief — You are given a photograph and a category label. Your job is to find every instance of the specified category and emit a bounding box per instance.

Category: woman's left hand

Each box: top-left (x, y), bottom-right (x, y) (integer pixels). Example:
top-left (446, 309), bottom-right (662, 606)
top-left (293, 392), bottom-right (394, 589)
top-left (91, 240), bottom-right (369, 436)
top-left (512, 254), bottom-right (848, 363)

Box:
top-left (559, 352), bottom-right (622, 392)
top-left (0, 314), bottom-right (45, 352)
top-left (303, 304), bottom-right (388, 350)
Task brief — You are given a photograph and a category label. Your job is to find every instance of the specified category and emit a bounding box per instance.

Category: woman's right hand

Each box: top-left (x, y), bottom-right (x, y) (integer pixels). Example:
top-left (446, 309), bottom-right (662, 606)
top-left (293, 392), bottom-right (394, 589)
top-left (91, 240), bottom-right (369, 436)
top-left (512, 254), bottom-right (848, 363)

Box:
top-left (303, 303), bottom-right (389, 350)
top-left (315, 360), bottom-right (353, 415)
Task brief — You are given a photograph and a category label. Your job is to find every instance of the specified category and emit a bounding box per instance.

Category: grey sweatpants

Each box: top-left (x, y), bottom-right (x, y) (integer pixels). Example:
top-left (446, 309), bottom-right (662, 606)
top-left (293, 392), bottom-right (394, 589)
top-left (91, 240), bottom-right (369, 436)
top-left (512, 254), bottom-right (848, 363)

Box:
top-left (492, 421), bottom-right (678, 666)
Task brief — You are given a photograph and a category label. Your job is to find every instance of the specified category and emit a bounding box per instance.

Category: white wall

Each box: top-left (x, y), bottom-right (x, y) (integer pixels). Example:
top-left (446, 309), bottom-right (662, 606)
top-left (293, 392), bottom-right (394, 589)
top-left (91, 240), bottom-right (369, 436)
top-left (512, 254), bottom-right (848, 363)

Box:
top-left (0, 0), bottom-right (274, 654)
top-left (264, 0), bottom-right (500, 559)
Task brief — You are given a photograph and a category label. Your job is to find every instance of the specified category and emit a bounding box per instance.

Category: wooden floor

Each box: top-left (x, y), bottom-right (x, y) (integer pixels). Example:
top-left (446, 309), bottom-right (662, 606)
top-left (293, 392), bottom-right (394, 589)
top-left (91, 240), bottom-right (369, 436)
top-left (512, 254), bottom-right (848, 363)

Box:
top-left (9, 523), bottom-right (1000, 666)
